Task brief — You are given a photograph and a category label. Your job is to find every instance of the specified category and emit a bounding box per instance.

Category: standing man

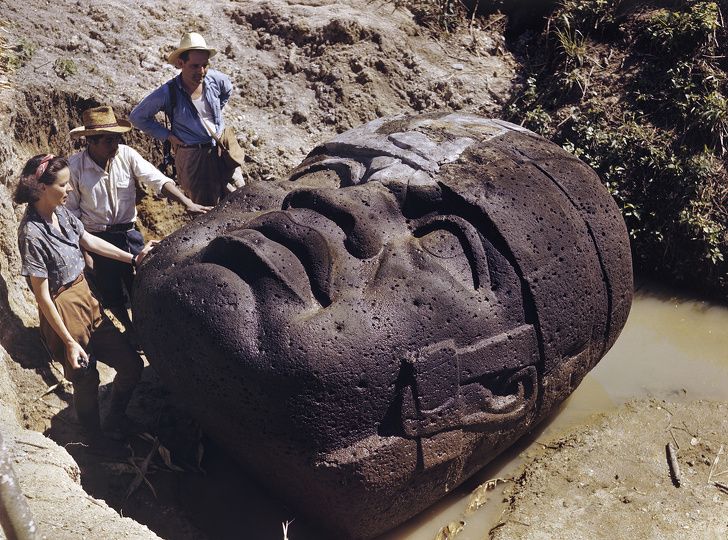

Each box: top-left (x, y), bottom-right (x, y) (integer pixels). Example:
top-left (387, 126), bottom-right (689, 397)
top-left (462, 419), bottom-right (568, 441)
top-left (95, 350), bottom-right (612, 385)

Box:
top-left (67, 105), bottom-right (210, 330)
top-left (129, 32), bottom-right (245, 206)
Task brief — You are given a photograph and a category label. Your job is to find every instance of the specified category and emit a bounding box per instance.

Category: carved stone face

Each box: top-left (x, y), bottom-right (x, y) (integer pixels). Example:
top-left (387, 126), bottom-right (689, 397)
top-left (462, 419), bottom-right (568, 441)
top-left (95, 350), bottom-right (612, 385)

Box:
top-left (134, 113), bottom-right (632, 538)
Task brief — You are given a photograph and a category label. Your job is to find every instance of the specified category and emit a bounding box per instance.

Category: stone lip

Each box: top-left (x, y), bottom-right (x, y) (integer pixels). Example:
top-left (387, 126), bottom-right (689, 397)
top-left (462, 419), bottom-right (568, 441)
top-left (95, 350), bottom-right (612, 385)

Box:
top-left (133, 112), bottom-right (633, 538)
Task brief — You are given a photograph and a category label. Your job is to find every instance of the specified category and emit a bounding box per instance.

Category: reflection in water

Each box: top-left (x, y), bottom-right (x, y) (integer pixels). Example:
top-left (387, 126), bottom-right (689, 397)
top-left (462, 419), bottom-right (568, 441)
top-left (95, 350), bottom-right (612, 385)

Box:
top-left (379, 287), bottom-right (728, 540)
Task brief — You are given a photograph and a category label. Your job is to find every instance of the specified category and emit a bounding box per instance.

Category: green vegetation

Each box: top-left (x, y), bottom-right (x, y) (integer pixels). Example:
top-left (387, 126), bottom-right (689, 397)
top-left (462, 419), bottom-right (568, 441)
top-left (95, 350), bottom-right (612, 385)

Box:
top-left (53, 58), bottom-right (77, 79)
top-left (504, 0), bottom-right (728, 296)
top-left (0, 38), bottom-right (36, 74)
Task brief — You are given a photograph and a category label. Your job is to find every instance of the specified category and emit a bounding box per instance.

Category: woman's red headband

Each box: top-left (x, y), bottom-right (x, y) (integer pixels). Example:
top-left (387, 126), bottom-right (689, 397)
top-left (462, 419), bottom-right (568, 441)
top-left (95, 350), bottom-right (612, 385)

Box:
top-left (34, 154), bottom-right (55, 181)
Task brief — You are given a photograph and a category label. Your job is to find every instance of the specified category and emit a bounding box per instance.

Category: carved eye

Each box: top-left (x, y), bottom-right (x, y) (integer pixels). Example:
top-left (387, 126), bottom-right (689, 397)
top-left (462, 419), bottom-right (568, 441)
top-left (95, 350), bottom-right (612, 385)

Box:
top-left (417, 225), bottom-right (476, 289)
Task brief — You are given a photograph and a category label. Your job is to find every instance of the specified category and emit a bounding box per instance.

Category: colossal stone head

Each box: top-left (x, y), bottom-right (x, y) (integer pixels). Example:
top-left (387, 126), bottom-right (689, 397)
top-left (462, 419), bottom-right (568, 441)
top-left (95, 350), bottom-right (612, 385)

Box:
top-left (133, 113), bottom-right (632, 538)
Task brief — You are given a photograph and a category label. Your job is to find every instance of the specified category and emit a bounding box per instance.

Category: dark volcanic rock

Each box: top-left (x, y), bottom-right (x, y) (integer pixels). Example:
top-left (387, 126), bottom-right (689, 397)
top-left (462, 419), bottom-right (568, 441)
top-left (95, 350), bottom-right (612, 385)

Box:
top-left (133, 113), bottom-right (633, 539)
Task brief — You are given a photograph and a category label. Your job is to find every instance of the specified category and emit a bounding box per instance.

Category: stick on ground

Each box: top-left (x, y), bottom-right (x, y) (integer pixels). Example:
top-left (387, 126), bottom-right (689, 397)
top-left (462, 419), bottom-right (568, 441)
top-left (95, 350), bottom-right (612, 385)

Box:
top-left (666, 442), bottom-right (681, 487)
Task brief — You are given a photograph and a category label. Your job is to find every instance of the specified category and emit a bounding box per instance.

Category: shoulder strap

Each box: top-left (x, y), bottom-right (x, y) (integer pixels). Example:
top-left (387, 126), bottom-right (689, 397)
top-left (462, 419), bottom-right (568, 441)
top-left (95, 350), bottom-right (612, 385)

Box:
top-left (165, 78), bottom-right (177, 128)
top-left (160, 78), bottom-right (178, 178)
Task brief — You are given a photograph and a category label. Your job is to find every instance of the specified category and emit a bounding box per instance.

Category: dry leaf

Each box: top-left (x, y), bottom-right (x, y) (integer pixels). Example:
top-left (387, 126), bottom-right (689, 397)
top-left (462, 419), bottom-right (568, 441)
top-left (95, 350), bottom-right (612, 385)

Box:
top-left (466, 478), bottom-right (508, 513)
top-left (435, 520), bottom-right (465, 540)
top-left (158, 445), bottom-right (185, 472)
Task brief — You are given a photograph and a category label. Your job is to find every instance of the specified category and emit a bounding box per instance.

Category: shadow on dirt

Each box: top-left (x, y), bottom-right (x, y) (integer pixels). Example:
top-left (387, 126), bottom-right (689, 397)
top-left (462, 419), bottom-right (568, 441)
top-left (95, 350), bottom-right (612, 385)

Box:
top-left (45, 365), bottom-right (325, 540)
top-left (0, 270), bottom-right (68, 398)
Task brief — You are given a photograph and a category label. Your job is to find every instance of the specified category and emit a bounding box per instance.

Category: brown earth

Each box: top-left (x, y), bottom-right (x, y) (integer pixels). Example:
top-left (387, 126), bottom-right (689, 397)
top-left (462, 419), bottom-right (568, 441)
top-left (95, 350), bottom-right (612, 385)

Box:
top-left (490, 399), bottom-right (728, 540)
top-left (0, 1), bottom-right (726, 539)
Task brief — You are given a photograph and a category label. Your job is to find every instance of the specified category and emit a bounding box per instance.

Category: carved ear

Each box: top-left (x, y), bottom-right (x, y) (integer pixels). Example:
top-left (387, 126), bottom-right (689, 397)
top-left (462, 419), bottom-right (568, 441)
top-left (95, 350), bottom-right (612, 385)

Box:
top-left (399, 327), bottom-right (541, 438)
top-left (400, 364), bottom-right (538, 437)
top-left (458, 365), bottom-right (538, 432)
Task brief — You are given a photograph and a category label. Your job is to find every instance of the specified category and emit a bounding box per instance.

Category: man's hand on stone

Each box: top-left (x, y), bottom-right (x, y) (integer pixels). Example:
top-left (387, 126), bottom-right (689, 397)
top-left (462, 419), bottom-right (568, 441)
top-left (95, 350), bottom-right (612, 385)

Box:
top-left (185, 202), bottom-right (213, 215)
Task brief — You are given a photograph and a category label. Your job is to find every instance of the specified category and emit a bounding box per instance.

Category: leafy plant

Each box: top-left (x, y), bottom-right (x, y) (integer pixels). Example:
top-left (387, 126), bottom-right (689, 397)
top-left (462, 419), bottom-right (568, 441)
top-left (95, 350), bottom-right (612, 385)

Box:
top-left (554, 19), bottom-right (588, 67)
top-left (642, 2), bottom-right (720, 55)
top-left (0, 38), bottom-right (36, 73)
top-left (53, 58), bottom-right (77, 79)
top-left (557, 0), bottom-right (620, 34)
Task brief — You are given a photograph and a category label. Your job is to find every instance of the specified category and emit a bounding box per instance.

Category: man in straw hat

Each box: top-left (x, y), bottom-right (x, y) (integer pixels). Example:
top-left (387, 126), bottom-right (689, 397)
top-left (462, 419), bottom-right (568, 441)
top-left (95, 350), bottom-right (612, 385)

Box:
top-left (130, 32), bottom-right (245, 206)
top-left (67, 105), bottom-right (210, 331)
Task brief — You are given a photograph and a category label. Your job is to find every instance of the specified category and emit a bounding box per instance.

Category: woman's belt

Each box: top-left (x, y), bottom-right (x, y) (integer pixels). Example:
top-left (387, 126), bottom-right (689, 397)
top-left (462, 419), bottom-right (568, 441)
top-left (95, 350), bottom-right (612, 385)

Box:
top-left (53, 273), bottom-right (85, 299)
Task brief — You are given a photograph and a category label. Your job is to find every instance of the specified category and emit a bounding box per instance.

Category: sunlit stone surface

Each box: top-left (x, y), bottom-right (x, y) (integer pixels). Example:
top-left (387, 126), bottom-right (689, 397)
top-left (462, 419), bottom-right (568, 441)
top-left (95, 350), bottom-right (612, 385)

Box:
top-left (134, 113), bottom-right (633, 539)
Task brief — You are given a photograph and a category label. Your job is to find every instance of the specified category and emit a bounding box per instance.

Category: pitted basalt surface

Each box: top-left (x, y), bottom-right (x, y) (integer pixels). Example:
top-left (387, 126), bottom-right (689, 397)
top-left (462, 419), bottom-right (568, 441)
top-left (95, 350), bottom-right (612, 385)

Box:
top-left (133, 112), bottom-right (633, 539)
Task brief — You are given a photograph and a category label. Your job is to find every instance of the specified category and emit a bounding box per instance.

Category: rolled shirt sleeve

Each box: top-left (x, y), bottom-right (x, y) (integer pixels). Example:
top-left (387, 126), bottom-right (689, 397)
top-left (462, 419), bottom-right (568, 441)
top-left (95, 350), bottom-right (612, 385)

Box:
top-left (126, 146), bottom-right (173, 195)
top-left (129, 84), bottom-right (173, 141)
top-left (218, 72), bottom-right (232, 110)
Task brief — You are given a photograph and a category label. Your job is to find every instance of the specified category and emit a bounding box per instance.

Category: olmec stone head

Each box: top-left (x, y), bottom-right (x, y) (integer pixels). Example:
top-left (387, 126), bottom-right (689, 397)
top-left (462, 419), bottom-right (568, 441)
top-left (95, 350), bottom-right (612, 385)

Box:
top-left (134, 113), bottom-right (632, 538)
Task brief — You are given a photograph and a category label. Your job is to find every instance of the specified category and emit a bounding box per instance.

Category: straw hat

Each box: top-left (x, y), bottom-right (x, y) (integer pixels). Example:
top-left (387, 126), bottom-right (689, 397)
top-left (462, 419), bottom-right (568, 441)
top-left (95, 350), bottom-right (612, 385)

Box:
top-left (167, 32), bottom-right (217, 65)
top-left (69, 106), bottom-right (132, 139)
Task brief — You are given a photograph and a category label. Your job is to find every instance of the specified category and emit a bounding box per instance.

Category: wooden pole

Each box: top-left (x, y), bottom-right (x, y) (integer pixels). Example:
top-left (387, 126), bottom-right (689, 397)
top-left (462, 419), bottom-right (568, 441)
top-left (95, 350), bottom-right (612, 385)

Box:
top-left (0, 431), bottom-right (40, 540)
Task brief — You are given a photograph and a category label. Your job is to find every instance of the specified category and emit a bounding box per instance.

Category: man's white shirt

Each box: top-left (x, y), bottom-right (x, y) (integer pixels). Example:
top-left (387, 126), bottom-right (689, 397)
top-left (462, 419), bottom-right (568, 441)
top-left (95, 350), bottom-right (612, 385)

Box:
top-left (66, 145), bottom-right (171, 233)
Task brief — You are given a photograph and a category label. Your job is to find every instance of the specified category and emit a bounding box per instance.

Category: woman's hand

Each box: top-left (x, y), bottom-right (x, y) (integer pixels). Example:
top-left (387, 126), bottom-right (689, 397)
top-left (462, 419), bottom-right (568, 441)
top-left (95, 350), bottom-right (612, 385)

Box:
top-left (30, 276), bottom-right (87, 372)
top-left (65, 340), bottom-right (88, 370)
top-left (135, 240), bottom-right (160, 267)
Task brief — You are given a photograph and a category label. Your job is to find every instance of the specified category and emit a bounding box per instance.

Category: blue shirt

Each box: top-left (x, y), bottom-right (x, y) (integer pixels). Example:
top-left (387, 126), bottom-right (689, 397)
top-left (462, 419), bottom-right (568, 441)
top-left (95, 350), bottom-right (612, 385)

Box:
top-left (18, 205), bottom-right (86, 295)
top-left (129, 69), bottom-right (233, 146)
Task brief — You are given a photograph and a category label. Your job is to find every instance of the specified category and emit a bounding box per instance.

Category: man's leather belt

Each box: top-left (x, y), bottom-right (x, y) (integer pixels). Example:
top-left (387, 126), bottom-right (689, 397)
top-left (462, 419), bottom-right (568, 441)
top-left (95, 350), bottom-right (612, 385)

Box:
top-left (104, 222), bottom-right (135, 232)
top-left (178, 142), bottom-right (213, 148)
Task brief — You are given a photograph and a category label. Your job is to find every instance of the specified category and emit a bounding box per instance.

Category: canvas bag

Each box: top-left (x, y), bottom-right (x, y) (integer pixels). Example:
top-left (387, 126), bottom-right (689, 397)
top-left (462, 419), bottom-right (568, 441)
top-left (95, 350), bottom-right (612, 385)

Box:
top-left (211, 126), bottom-right (245, 171)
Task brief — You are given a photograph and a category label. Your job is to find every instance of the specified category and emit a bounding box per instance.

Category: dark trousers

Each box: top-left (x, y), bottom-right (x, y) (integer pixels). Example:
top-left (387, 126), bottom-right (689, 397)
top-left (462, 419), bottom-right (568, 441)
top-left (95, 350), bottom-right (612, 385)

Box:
top-left (175, 146), bottom-right (233, 206)
top-left (88, 228), bottom-right (144, 310)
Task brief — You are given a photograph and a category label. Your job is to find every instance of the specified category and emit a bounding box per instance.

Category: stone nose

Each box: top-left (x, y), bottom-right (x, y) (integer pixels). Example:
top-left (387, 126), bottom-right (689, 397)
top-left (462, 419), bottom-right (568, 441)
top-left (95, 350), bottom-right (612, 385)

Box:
top-left (282, 184), bottom-right (405, 259)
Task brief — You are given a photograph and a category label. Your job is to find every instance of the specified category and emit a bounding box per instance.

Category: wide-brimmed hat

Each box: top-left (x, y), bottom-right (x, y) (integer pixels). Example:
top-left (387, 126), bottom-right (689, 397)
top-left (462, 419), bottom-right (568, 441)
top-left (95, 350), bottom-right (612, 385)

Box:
top-left (167, 32), bottom-right (217, 65)
top-left (69, 106), bottom-right (132, 139)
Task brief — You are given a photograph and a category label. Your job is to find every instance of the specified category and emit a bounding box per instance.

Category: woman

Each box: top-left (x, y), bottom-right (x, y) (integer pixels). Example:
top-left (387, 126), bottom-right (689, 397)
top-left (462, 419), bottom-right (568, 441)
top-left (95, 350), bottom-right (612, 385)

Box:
top-left (15, 154), bottom-right (155, 434)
